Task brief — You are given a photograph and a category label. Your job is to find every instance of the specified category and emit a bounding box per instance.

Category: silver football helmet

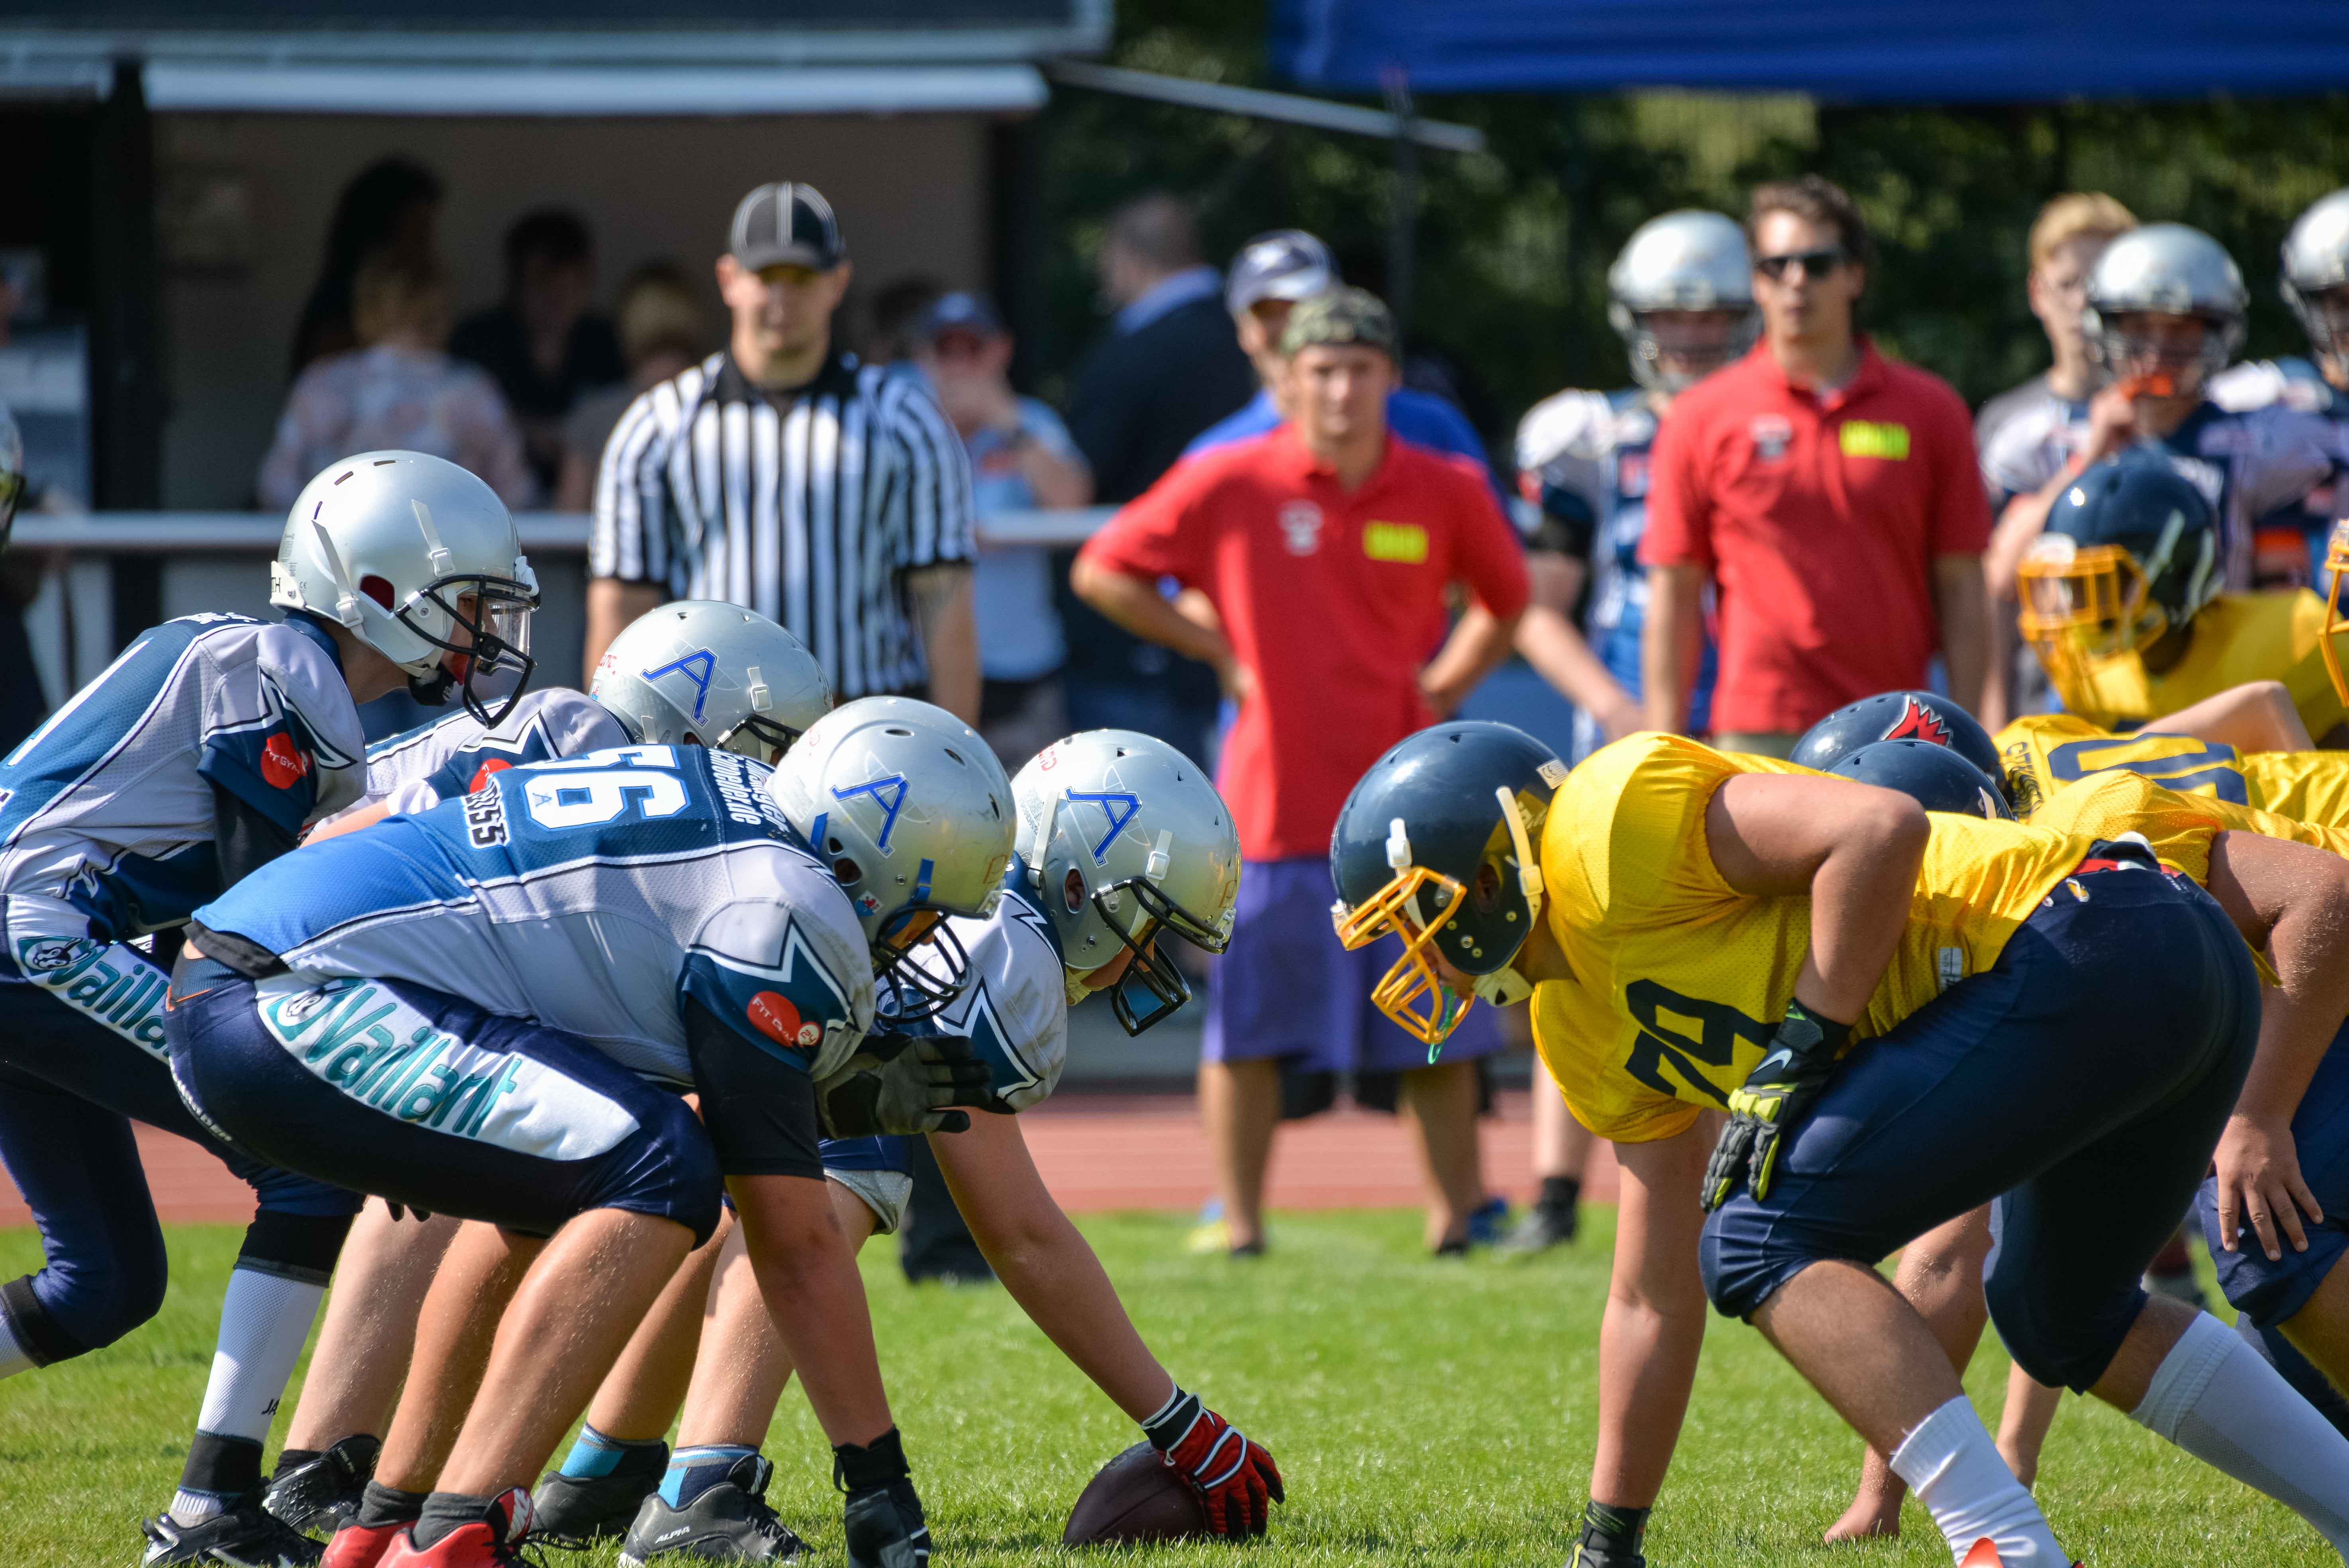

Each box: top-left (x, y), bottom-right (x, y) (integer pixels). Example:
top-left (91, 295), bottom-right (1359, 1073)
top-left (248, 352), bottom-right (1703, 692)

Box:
top-left (1606, 211), bottom-right (1758, 393)
top-left (2282, 189), bottom-right (2349, 378)
top-left (2081, 223), bottom-right (2248, 394)
top-left (1011, 730), bottom-right (1241, 1036)
top-left (271, 451), bottom-right (539, 723)
top-left (0, 401), bottom-right (22, 541)
top-left (591, 600), bottom-right (830, 764)
top-left (764, 696), bottom-right (1017, 1020)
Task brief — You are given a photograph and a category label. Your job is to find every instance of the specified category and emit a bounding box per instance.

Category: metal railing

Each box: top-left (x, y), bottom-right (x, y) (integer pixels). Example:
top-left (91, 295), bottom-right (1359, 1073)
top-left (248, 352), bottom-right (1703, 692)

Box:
top-left (8, 507), bottom-right (1114, 708)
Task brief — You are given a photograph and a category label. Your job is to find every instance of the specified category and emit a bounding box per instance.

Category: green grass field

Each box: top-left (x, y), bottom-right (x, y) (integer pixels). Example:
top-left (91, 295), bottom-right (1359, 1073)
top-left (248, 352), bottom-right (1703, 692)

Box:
top-left (0, 1208), bottom-right (2329, 1567)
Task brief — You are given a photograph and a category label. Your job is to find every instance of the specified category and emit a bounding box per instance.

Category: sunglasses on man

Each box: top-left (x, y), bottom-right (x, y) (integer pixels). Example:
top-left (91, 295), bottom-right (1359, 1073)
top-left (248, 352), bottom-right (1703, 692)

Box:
top-left (1756, 248), bottom-right (1846, 282)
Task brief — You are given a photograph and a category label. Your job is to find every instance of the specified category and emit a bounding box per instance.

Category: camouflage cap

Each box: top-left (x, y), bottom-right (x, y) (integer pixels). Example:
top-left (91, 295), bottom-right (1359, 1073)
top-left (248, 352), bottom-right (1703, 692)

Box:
top-left (1279, 286), bottom-right (1398, 359)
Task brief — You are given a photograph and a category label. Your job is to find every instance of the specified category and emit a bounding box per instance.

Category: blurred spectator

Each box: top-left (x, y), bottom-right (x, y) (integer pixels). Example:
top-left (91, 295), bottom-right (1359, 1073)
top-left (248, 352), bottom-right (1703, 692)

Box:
top-left (0, 400), bottom-right (43, 756)
top-left (554, 263), bottom-right (709, 511)
top-left (1972, 193), bottom-right (2136, 725)
top-left (1643, 175), bottom-right (1991, 755)
top-left (909, 291), bottom-right (1092, 768)
top-left (1185, 230), bottom-right (1494, 488)
top-left (258, 251), bottom-right (537, 510)
top-left (865, 274), bottom-right (946, 367)
top-left (1074, 289), bottom-right (1527, 1259)
top-left (290, 157), bottom-right (443, 375)
top-left (1059, 192), bottom-right (1257, 764)
top-left (451, 208), bottom-right (625, 491)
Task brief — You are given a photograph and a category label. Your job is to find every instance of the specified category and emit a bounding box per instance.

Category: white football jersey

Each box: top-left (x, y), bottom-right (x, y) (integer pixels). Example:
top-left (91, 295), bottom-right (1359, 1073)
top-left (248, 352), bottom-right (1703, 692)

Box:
top-left (894, 880), bottom-right (1068, 1110)
top-left (345, 687), bottom-right (632, 823)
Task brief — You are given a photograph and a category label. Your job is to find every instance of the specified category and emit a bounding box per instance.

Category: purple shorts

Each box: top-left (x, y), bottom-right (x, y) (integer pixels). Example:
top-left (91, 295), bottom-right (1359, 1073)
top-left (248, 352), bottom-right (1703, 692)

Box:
top-left (1201, 857), bottom-right (1503, 1074)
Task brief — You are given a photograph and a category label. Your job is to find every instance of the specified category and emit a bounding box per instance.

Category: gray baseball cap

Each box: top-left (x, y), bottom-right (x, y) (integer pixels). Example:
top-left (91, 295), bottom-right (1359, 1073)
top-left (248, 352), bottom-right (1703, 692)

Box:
top-left (1226, 229), bottom-right (1336, 316)
top-left (729, 182), bottom-right (847, 272)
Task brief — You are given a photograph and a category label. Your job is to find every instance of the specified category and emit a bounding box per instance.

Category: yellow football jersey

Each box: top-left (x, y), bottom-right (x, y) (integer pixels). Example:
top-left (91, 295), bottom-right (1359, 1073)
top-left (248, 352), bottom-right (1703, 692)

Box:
top-left (2047, 590), bottom-right (2347, 738)
top-left (1996, 712), bottom-right (2349, 830)
top-left (1531, 735), bottom-right (2131, 1144)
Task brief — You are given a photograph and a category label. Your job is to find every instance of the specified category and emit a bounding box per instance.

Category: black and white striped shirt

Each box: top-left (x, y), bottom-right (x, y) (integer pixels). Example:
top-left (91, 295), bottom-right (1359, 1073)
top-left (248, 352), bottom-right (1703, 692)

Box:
top-left (591, 351), bottom-right (975, 700)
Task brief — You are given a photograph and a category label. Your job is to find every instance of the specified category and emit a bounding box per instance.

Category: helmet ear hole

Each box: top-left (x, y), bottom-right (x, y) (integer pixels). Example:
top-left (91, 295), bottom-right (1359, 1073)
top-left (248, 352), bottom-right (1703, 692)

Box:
top-left (1062, 868), bottom-right (1086, 914)
top-left (833, 856), bottom-right (865, 886)
top-left (1469, 861), bottom-right (1504, 913)
top-left (359, 574), bottom-right (396, 610)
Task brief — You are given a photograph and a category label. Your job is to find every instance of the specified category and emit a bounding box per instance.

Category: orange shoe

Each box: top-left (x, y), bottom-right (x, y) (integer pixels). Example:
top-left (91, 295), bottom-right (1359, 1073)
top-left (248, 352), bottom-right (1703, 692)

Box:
top-left (322, 1520), bottom-right (411, 1568)
top-left (1958, 1540), bottom-right (2083, 1568)
top-left (377, 1491), bottom-right (534, 1568)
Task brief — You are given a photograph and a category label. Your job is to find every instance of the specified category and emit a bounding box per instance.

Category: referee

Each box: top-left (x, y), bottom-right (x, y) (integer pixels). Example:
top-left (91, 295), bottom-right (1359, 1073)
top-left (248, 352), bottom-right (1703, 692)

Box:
top-left (588, 182), bottom-right (979, 722)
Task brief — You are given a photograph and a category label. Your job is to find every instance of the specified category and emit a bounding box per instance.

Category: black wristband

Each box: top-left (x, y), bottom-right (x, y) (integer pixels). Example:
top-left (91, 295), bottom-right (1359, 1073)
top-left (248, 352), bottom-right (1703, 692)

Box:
top-left (1578, 1500), bottom-right (1649, 1554)
top-left (1140, 1385), bottom-right (1202, 1453)
top-left (1778, 1000), bottom-right (1853, 1058)
top-left (833, 1427), bottom-right (911, 1493)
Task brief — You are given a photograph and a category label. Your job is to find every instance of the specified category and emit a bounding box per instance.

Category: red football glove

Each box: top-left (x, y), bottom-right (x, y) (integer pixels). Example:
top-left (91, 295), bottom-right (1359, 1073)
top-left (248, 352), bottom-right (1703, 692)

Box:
top-left (1145, 1390), bottom-right (1284, 1537)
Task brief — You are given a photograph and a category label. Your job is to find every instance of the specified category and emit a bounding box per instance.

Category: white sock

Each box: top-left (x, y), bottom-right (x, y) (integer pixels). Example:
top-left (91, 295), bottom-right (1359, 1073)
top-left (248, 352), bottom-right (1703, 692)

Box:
top-left (0, 1315), bottom-right (32, 1380)
top-left (167, 1267), bottom-right (328, 1525)
top-left (2131, 1311), bottom-right (2349, 1554)
top-left (1890, 1395), bottom-right (2067, 1566)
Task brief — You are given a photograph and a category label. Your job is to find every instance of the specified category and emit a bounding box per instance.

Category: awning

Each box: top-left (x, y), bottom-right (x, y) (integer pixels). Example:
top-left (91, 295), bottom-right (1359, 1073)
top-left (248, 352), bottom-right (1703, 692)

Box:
top-left (137, 62), bottom-right (1049, 116)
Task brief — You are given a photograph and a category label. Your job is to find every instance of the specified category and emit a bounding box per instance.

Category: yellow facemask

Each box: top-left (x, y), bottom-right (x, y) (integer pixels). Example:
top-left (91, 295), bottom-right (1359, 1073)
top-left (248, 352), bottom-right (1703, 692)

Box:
top-left (2016, 535), bottom-right (2166, 699)
top-left (2323, 520), bottom-right (2349, 712)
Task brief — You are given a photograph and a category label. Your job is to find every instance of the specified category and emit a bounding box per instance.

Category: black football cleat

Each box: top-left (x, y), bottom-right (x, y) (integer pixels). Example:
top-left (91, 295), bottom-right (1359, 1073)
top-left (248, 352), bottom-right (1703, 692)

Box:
top-left (1502, 1201), bottom-right (1579, 1254)
top-left (530, 1440), bottom-right (670, 1547)
top-left (618, 1454), bottom-right (807, 1566)
top-left (143, 1497), bottom-right (325, 1567)
top-left (265, 1436), bottom-right (382, 1537)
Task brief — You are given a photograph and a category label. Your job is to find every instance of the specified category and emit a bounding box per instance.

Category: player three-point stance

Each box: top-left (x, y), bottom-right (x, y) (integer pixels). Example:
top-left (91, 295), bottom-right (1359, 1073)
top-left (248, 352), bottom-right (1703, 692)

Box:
top-left (521, 729), bottom-right (1284, 1563)
top-left (163, 701), bottom-right (1016, 1568)
top-left (259, 601), bottom-right (833, 1539)
top-left (0, 451), bottom-right (536, 1566)
top-left (1331, 720), bottom-right (2349, 1566)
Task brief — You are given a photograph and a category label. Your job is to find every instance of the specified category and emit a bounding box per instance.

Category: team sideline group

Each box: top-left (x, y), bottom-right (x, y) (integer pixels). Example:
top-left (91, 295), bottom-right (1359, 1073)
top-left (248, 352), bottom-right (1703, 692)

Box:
top-left (13, 182), bottom-right (2349, 1568)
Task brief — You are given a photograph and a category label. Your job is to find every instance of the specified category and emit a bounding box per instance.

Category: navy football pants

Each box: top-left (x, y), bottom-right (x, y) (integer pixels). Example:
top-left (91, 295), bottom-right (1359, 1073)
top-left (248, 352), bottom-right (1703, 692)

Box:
top-left (1702, 865), bottom-right (2260, 1392)
top-left (2200, 1017), bottom-right (2349, 1329)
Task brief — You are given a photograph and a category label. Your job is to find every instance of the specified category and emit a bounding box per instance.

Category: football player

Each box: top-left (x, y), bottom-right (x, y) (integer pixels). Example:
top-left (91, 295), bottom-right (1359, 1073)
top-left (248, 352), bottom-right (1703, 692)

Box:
top-left (1331, 721), bottom-right (2349, 1566)
top-left (1506, 210), bottom-right (1753, 1250)
top-left (163, 702), bottom-right (1015, 1568)
top-left (1982, 223), bottom-right (2344, 603)
top-left (257, 601), bottom-right (832, 1539)
top-left (2017, 453), bottom-right (2349, 739)
top-left (526, 730), bottom-right (1284, 1562)
top-left (0, 451), bottom-right (536, 1566)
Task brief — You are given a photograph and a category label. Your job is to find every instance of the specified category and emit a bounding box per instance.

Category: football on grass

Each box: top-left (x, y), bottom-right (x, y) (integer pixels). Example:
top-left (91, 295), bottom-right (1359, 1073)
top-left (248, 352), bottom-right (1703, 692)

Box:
top-left (1062, 1442), bottom-right (1208, 1545)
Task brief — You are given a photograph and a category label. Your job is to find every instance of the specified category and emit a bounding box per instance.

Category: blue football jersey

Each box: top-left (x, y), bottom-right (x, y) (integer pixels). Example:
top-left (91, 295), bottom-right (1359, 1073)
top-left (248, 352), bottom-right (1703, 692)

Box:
top-left (0, 612), bottom-right (364, 948)
top-left (193, 744), bottom-right (876, 1086)
top-left (2212, 357), bottom-right (2349, 586)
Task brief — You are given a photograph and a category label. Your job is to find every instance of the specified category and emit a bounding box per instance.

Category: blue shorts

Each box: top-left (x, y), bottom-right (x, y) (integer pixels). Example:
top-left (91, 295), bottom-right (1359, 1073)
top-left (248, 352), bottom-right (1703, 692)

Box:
top-left (1700, 863), bottom-right (2259, 1392)
top-left (2198, 1017), bottom-right (2349, 1328)
top-left (1201, 857), bottom-right (1501, 1074)
top-left (167, 967), bottom-right (722, 1245)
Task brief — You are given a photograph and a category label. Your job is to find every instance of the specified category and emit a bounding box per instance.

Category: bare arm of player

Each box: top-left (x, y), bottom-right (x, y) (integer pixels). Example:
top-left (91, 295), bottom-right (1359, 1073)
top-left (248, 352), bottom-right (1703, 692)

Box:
top-left (1592, 1121), bottom-right (1714, 1509)
top-left (906, 563), bottom-right (981, 727)
top-left (929, 1112), bottom-right (1176, 1421)
top-left (1516, 554), bottom-right (1643, 742)
top-left (1703, 773), bottom-right (1932, 1026)
top-left (1073, 558), bottom-right (1251, 704)
top-left (727, 1172), bottom-right (896, 1447)
top-left (1640, 563), bottom-right (1706, 734)
top-left (2143, 680), bottom-right (2314, 753)
top-left (585, 578), bottom-right (665, 685)
top-left (1420, 600), bottom-right (1522, 721)
top-left (2200, 831), bottom-right (2349, 1261)
top-left (302, 798), bottom-right (393, 845)
top-left (1931, 554), bottom-right (1991, 717)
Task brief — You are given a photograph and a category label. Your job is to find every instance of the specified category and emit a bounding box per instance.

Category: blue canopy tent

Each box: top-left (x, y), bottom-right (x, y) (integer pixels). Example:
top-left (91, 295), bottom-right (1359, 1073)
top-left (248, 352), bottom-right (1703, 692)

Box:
top-left (1272, 0), bottom-right (2349, 101)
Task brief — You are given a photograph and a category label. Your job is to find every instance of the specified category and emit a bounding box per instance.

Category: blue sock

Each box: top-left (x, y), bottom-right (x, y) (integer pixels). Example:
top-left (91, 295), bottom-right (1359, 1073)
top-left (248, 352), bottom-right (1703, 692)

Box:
top-left (659, 1446), bottom-right (759, 1509)
top-left (557, 1425), bottom-right (664, 1481)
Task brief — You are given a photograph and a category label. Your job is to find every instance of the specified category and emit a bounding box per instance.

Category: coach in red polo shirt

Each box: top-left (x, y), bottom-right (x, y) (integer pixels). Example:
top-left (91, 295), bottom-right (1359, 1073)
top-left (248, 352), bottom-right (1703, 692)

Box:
top-left (1641, 176), bottom-right (1992, 754)
top-left (1074, 288), bottom-right (1528, 1257)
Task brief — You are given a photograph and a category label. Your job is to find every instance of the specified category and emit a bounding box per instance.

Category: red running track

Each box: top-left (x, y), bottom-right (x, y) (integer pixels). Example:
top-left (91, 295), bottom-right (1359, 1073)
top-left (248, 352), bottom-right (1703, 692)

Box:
top-left (0, 1091), bottom-right (1619, 1228)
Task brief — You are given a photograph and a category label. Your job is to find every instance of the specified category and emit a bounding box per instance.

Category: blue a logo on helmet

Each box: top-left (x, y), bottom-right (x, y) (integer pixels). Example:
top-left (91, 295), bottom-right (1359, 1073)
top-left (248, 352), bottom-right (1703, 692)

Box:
top-left (832, 773), bottom-right (910, 851)
top-left (641, 649), bottom-right (720, 721)
top-left (1064, 788), bottom-right (1142, 865)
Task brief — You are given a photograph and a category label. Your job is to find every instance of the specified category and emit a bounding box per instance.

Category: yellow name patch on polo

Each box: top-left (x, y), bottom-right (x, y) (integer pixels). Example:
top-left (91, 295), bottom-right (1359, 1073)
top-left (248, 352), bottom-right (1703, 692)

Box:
top-left (1839, 420), bottom-right (1911, 460)
top-left (1363, 521), bottom-right (1429, 563)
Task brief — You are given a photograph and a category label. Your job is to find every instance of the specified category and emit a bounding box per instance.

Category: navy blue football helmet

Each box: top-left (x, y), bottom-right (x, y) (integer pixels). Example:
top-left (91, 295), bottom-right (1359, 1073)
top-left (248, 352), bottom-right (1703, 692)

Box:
top-left (1825, 740), bottom-right (2012, 821)
top-left (2019, 454), bottom-right (2220, 695)
top-left (1330, 721), bottom-right (1567, 1051)
top-left (1792, 690), bottom-right (2003, 788)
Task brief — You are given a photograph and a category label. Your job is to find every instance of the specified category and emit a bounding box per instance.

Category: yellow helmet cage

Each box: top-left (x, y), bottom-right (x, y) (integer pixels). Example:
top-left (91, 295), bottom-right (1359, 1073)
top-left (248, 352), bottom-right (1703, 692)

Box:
top-left (2015, 535), bottom-right (2169, 701)
top-left (2323, 519), bottom-right (2349, 712)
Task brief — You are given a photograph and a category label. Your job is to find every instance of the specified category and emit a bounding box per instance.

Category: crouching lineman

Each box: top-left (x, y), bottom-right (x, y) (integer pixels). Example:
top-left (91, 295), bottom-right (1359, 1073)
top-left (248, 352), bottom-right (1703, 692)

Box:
top-left (258, 600), bottom-right (833, 1537)
top-left (0, 450), bottom-right (536, 1566)
top-left (522, 729), bottom-right (1284, 1562)
top-left (163, 701), bottom-right (1017, 1568)
top-left (1331, 721), bottom-right (2349, 1566)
